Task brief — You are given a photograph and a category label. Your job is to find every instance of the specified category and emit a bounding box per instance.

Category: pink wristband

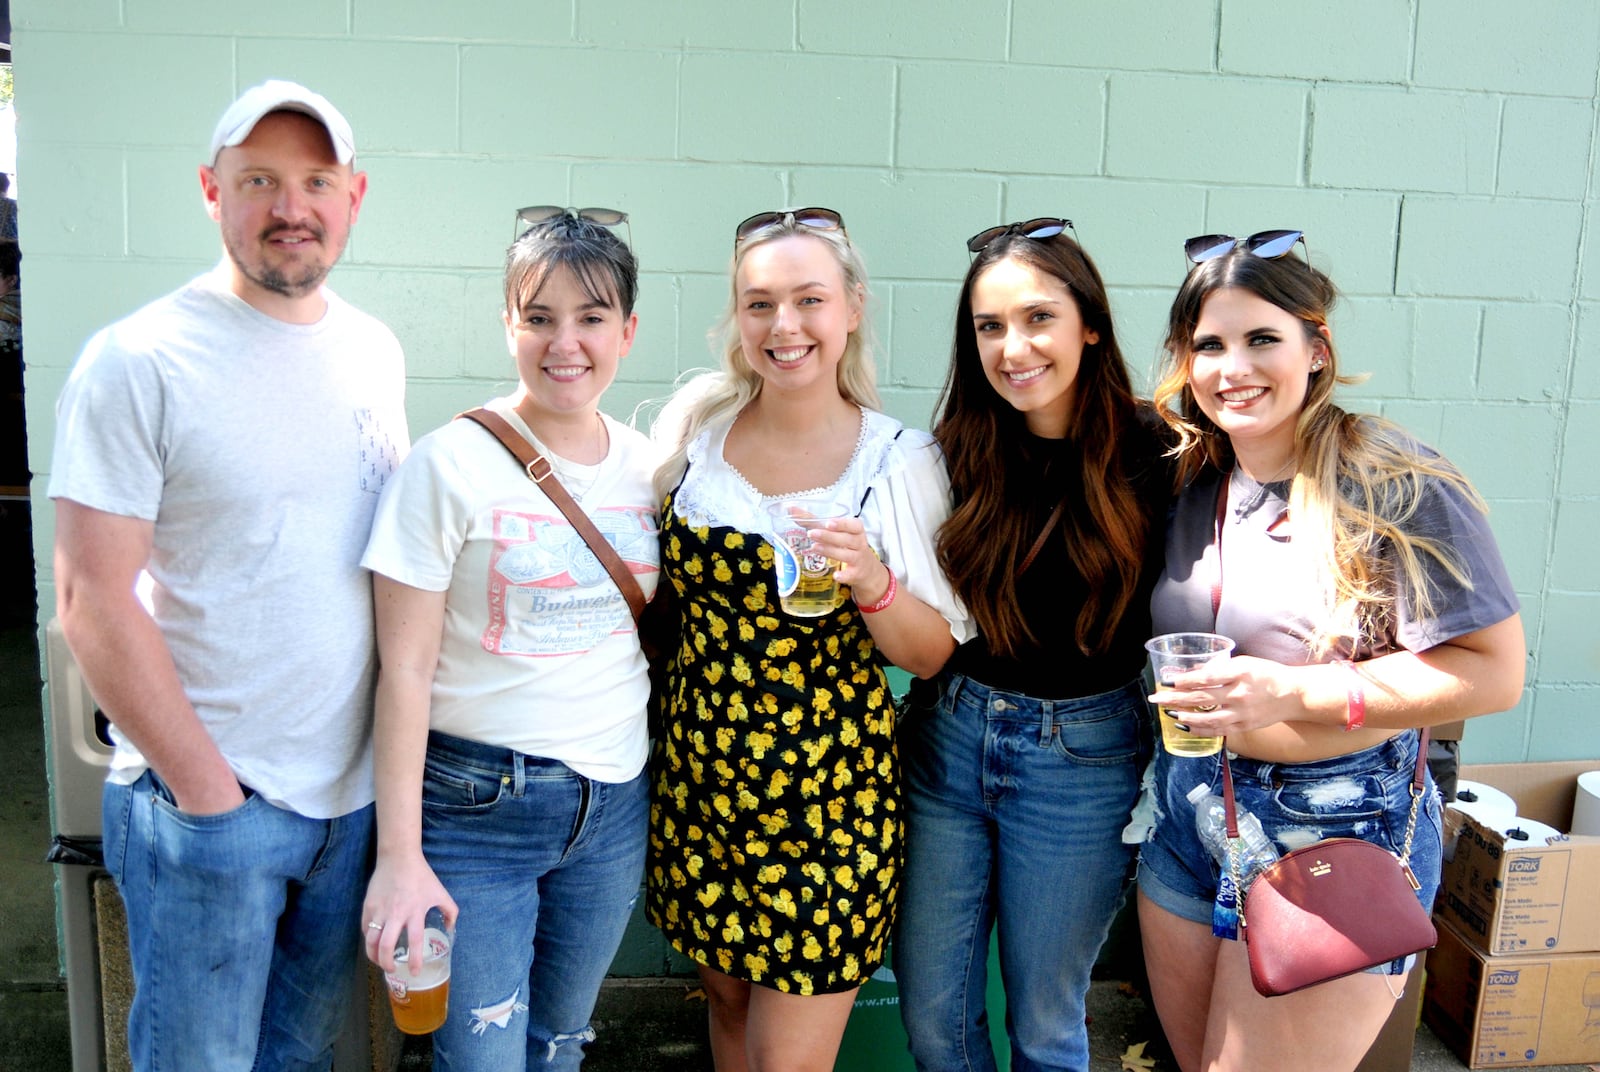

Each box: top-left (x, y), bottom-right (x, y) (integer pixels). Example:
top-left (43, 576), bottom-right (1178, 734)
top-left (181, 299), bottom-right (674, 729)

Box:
top-left (858, 568), bottom-right (898, 614)
top-left (1334, 659), bottom-right (1366, 731)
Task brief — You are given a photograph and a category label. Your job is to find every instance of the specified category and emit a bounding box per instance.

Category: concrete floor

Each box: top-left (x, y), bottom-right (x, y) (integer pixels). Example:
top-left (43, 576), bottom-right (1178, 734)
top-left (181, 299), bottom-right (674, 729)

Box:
top-left (2, 491), bottom-right (1593, 1070)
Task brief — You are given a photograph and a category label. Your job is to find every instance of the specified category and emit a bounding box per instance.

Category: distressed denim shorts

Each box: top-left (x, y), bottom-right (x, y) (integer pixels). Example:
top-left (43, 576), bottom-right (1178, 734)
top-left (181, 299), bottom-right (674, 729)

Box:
top-left (1137, 730), bottom-right (1443, 971)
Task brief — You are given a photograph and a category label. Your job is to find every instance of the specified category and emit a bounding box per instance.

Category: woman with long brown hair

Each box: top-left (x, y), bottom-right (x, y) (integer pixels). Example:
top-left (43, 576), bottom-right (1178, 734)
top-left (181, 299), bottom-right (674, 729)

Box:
top-left (894, 220), bottom-right (1168, 1072)
top-left (1137, 231), bottom-right (1524, 1072)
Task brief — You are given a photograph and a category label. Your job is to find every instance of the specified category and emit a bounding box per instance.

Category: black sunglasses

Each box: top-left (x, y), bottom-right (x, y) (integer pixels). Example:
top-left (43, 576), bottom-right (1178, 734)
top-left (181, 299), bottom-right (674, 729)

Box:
top-left (734, 207), bottom-right (847, 246)
top-left (1184, 229), bottom-right (1305, 265)
top-left (513, 205), bottom-right (631, 245)
top-left (966, 217), bottom-right (1076, 253)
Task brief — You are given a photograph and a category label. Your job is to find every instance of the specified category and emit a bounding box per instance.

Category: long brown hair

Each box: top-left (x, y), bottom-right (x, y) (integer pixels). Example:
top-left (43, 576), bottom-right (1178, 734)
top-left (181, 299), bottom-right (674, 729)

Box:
top-left (933, 232), bottom-right (1146, 658)
top-left (1153, 249), bottom-right (1485, 655)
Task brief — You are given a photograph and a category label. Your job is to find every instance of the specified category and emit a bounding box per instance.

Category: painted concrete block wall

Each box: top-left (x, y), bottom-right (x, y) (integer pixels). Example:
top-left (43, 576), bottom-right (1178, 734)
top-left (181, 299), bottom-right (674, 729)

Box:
top-left (12, 1), bottom-right (1597, 785)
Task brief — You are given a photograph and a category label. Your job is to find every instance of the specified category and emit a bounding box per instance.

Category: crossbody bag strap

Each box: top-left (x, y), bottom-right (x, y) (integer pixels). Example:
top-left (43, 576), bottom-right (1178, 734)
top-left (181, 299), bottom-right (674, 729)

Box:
top-left (1219, 725), bottom-right (1430, 863)
top-left (457, 408), bottom-right (647, 626)
top-left (1210, 464), bottom-right (1429, 863)
top-left (1018, 500), bottom-right (1065, 577)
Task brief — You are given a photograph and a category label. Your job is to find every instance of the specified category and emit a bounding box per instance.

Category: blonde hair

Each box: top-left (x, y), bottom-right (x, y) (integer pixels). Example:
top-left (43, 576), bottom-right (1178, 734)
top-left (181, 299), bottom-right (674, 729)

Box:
top-left (652, 218), bottom-right (881, 501)
top-left (1153, 251), bottom-right (1486, 656)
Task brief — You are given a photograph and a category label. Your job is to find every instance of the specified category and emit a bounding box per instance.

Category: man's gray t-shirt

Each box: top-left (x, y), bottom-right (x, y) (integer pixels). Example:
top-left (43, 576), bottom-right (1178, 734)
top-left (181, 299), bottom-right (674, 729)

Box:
top-left (49, 270), bottom-right (409, 818)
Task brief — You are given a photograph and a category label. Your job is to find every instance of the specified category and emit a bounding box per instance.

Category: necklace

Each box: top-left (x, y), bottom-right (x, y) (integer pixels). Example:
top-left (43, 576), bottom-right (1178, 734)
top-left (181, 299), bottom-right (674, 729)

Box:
top-left (525, 413), bottom-right (607, 501)
top-left (1231, 461), bottom-right (1295, 523)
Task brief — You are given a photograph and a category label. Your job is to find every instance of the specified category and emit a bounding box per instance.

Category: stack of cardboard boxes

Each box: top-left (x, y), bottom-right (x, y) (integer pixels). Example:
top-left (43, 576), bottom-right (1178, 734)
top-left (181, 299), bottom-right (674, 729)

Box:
top-left (1424, 761), bottom-right (1600, 1069)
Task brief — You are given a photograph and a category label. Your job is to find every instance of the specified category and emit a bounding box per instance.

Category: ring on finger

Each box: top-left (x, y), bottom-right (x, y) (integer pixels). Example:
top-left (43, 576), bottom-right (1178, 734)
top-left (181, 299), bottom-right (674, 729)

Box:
top-left (367, 921), bottom-right (383, 931)
top-left (1193, 703), bottom-right (1219, 713)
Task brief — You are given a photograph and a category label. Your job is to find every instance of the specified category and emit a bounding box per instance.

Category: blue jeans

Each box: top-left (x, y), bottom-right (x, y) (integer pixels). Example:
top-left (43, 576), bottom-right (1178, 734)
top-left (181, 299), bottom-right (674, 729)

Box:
top-left (421, 731), bottom-right (648, 1072)
top-left (895, 675), bottom-right (1150, 1072)
top-left (1137, 731), bottom-right (1444, 971)
top-left (102, 771), bottom-right (373, 1072)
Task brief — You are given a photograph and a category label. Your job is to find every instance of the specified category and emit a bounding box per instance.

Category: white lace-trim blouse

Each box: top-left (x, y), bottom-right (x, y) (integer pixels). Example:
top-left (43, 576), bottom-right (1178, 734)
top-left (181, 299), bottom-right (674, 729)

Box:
top-left (670, 407), bottom-right (973, 645)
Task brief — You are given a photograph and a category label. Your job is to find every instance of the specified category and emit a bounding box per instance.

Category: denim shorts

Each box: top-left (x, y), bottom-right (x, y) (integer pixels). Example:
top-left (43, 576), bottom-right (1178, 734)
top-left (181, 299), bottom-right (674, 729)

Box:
top-left (1137, 731), bottom-right (1443, 969)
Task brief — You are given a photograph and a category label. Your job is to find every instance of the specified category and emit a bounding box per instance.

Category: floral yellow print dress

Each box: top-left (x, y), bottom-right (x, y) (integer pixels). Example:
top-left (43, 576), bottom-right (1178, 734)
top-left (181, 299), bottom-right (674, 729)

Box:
top-left (645, 409), bottom-right (968, 995)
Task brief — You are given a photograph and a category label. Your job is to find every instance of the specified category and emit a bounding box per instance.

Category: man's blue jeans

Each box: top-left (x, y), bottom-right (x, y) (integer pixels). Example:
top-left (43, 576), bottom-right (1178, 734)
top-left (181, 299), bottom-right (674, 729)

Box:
top-left (420, 731), bottom-right (648, 1072)
top-left (895, 675), bottom-right (1149, 1072)
top-left (103, 771), bottom-right (374, 1072)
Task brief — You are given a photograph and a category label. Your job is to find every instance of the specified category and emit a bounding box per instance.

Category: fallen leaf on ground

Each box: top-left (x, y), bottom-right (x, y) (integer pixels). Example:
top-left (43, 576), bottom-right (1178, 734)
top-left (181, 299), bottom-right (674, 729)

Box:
top-left (1121, 1040), bottom-right (1157, 1071)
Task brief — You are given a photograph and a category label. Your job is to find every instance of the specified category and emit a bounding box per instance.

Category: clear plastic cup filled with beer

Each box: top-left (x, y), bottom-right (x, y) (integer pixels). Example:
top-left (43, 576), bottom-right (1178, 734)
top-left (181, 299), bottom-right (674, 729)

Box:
top-left (384, 906), bottom-right (453, 1035)
top-left (767, 498), bottom-right (850, 617)
top-left (1144, 632), bottom-right (1234, 757)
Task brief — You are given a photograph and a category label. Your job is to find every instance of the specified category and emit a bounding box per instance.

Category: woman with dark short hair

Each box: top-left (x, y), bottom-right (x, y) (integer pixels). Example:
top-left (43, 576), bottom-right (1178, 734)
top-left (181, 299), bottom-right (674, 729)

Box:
top-left (361, 208), bottom-right (658, 1071)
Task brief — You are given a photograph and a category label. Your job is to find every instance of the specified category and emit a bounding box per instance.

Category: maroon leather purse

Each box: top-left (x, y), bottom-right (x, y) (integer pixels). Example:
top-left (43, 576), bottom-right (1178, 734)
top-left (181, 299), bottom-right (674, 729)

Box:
top-left (1224, 730), bottom-right (1438, 997)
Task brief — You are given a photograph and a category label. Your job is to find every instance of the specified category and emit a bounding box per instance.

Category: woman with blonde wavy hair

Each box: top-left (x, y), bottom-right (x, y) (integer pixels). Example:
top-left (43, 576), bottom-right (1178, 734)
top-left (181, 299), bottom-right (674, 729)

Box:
top-left (645, 209), bottom-right (968, 1072)
top-left (1136, 230), bottom-right (1525, 1072)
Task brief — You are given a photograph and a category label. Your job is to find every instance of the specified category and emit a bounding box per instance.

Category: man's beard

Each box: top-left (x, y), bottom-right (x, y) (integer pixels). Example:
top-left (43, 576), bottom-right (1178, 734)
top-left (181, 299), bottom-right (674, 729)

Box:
top-left (226, 222), bottom-right (341, 298)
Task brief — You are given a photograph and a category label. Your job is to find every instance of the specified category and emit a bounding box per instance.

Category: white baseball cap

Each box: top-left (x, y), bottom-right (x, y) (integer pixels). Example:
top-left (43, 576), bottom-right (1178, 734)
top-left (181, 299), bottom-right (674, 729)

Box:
top-left (210, 80), bottom-right (356, 165)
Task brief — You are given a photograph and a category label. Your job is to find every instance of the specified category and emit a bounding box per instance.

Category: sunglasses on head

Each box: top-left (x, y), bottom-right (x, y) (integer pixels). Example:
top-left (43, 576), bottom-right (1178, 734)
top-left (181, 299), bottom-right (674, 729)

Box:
top-left (966, 217), bottom-right (1076, 254)
top-left (1184, 229), bottom-right (1305, 265)
top-left (513, 205), bottom-right (630, 244)
top-left (734, 207), bottom-right (847, 247)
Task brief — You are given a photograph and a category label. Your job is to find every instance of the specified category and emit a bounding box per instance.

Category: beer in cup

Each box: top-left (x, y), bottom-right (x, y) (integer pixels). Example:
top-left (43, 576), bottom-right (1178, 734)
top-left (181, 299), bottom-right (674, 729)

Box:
top-left (767, 499), bottom-right (849, 617)
top-left (384, 907), bottom-right (452, 1035)
top-left (1145, 632), bottom-right (1234, 757)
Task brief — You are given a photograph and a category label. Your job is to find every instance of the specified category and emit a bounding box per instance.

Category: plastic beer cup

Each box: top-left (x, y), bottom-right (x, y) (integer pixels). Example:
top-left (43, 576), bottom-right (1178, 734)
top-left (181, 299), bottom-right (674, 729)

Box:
top-left (767, 499), bottom-right (850, 617)
top-left (384, 907), bottom-right (452, 1035)
top-left (1145, 632), bottom-right (1234, 757)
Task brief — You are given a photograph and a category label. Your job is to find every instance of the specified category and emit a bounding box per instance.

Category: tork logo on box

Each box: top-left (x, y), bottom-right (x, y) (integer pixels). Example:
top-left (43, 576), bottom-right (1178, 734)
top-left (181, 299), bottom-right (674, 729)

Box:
top-left (1507, 857), bottom-right (1542, 874)
top-left (1487, 969), bottom-right (1521, 986)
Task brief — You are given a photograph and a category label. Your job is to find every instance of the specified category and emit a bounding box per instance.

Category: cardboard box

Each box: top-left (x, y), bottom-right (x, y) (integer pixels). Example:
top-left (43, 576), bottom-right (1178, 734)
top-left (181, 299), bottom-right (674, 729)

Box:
top-left (1423, 918), bottom-right (1600, 1068)
top-left (1435, 761), bottom-right (1600, 957)
top-left (1354, 953), bottom-right (1427, 1072)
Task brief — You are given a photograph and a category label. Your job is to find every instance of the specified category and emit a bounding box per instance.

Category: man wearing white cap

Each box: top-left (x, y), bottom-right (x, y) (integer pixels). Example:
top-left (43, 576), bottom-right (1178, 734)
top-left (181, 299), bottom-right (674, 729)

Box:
top-left (50, 80), bottom-right (408, 1071)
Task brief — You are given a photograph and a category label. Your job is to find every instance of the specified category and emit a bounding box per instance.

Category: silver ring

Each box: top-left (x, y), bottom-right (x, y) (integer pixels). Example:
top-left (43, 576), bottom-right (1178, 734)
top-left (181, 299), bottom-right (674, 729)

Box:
top-left (367, 922), bottom-right (383, 931)
top-left (1194, 703), bottom-right (1219, 713)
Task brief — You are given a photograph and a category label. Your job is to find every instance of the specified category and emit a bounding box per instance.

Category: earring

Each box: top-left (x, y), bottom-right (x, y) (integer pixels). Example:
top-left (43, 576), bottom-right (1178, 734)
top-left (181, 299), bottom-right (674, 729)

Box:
top-left (1310, 357), bottom-right (1326, 372)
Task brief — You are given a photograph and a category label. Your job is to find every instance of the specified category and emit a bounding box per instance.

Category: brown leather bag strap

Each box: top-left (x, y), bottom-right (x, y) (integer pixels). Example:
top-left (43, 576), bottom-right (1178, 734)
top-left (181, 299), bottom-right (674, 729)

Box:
top-left (1018, 500), bottom-right (1065, 576)
top-left (1220, 726), bottom-right (1430, 859)
top-left (456, 408), bottom-right (647, 625)
top-left (1209, 465), bottom-right (1429, 857)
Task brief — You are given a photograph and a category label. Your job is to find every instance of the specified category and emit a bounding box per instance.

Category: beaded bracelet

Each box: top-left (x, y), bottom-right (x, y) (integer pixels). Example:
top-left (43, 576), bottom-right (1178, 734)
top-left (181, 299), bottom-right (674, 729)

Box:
top-left (858, 568), bottom-right (898, 614)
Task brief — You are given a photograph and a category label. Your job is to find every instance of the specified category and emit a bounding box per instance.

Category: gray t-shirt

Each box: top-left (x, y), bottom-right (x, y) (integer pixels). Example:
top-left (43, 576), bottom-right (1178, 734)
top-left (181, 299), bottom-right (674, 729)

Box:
top-left (1151, 461), bottom-right (1518, 664)
top-left (49, 269), bottom-right (409, 818)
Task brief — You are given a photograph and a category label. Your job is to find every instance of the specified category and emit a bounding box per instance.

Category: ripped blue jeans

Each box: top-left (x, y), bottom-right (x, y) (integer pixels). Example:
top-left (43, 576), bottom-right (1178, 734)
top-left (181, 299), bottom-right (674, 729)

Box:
top-left (421, 731), bottom-right (648, 1071)
top-left (1137, 731), bottom-right (1442, 974)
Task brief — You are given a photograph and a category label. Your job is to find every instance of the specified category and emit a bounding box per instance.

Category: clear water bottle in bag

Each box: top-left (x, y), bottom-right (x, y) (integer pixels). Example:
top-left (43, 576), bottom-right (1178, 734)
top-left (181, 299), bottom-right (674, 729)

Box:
top-left (1188, 782), bottom-right (1279, 939)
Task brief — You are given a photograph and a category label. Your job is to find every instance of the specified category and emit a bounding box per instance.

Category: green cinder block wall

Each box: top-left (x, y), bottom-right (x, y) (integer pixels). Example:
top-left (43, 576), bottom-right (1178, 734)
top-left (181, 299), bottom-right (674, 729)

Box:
top-left (12, 0), bottom-right (1600, 972)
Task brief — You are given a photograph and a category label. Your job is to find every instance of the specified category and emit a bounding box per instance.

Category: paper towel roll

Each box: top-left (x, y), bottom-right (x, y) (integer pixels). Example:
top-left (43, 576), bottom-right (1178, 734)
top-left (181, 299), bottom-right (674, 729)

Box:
top-left (1444, 781), bottom-right (1520, 861)
top-left (1573, 770), bottom-right (1600, 837)
top-left (1451, 780), bottom-right (1517, 821)
top-left (1495, 817), bottom-right (1563, 846)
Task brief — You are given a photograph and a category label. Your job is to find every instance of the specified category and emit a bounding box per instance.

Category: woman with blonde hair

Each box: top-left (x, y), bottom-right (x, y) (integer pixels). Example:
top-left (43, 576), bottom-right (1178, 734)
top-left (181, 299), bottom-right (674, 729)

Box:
top-left (1137, 230), bottom-right (1524, 1072)
top-left (645, 208), bottom-right (968, 1071)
